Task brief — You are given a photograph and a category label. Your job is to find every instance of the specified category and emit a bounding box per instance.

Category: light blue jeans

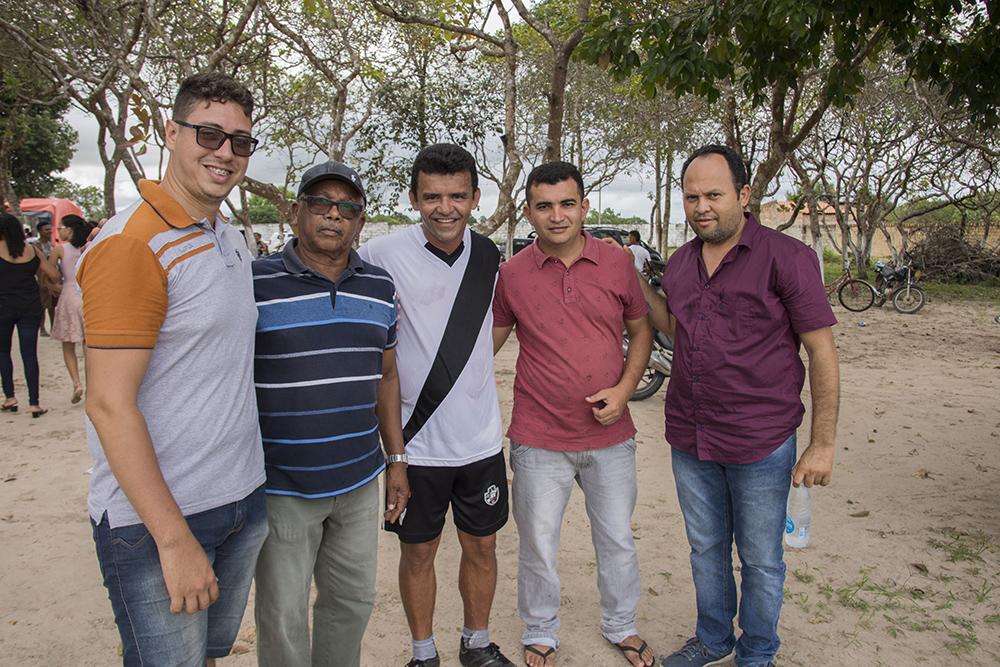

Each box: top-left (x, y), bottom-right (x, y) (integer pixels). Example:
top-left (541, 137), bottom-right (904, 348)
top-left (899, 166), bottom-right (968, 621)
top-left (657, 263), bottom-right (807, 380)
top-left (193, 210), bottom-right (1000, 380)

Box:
top-left (510, 439), bottom-right (641, 649)
top-left (671, 433), bottom-right (796, 667)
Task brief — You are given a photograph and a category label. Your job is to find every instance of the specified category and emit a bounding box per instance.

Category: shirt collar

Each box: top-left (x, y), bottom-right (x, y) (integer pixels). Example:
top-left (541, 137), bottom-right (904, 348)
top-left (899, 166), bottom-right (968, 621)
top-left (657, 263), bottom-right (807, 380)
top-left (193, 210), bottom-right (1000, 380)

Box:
top-left (530, 230), bottom-right (602, 268)
top-left (138, 179), bottom-right (224, 229)
top-left (281, 239), bottom-right (364, 279)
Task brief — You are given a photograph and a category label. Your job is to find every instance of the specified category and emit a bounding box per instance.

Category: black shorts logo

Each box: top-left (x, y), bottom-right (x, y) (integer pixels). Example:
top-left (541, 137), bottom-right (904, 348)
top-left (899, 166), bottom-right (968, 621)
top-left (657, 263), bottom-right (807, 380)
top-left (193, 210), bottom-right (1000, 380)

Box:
top-left (483, 484), bottom-right (500, 507)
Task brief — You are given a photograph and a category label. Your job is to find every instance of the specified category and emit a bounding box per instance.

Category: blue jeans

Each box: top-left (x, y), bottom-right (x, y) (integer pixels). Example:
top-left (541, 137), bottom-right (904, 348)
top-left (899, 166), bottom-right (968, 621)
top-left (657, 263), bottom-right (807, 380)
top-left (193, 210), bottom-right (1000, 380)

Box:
top-left (671, 434), bottom-right (795, 667)
top-left (510, 439), bottom-right (641, 649)
top-left (0, 307), bottom-right (41, 406)
top-left (92, 485), bottom-right (268, 666)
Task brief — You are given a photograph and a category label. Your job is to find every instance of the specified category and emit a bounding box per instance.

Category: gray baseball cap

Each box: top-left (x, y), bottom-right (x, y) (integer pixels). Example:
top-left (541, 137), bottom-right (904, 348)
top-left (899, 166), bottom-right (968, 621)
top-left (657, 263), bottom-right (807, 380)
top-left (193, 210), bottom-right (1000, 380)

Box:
top-left (297, 160), bottom-right (366, 203)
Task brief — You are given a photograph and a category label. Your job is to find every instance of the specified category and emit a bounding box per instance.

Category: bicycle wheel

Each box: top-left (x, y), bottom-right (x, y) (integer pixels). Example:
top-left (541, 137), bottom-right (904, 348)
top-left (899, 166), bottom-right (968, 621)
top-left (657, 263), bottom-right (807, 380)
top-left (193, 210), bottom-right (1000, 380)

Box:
top-left (892, 285), bottom-right (925, 314)
top-left (838, 279), bottom-right (875, 312)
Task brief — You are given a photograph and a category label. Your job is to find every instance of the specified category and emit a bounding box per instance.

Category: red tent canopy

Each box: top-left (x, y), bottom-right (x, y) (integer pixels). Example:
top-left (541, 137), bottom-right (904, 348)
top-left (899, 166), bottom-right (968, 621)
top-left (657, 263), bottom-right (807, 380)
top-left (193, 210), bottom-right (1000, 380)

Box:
top-left (18, 198), bottom-right (85, 243)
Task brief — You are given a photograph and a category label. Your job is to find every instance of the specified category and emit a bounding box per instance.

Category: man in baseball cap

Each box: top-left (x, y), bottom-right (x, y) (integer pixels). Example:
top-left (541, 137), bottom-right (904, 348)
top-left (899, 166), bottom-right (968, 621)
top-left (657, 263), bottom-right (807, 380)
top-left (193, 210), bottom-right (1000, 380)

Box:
top-left (252, 159), bottom-right (409, 666)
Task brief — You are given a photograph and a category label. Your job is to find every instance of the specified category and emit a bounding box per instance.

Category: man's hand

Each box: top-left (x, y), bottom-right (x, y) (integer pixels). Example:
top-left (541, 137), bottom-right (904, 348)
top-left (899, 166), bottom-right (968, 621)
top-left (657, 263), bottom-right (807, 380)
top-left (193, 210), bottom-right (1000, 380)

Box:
top-left (791, 442), bottom-right (834, 488)
top-left (586, 385), bottom-right (630, 426)
top-left (158, 533), bottom-right (219, 614)
top-left (384, 463), bottom-right (410, 524)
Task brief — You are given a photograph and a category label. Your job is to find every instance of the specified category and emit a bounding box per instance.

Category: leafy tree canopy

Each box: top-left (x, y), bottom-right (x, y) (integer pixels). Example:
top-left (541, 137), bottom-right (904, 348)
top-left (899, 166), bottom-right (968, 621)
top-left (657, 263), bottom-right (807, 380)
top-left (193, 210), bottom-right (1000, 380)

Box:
top-left (1, 59), bottom-right (78, 197)
top-left (580, 0), bottom-right (999, 125)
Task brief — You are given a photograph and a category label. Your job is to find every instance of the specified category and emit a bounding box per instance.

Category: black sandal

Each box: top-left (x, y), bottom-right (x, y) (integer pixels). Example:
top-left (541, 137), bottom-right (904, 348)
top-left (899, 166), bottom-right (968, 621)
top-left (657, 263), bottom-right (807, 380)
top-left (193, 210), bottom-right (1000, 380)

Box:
top-left (1, 403), bottom-right (17, 413)
top-left (523, 644), bottom-right (555, 666)
top-left (30, 408), bottom-right (48, 418)
top-left (607, 638), bottom-right (655, 667)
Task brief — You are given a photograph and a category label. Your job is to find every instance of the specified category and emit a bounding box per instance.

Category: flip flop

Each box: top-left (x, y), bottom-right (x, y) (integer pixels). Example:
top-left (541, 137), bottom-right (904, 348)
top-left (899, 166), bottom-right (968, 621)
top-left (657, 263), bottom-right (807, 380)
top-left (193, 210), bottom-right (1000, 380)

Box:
top-left (1, 403), bottom-right (17, 412)
top-left (607, 638), bottom-right (655, 667)
top-left (523, 644), bottom-right (555, 666)
top-left (71, 387), bottom-right (83, 404)
top-left (30, 408), bottom-right (48, 419)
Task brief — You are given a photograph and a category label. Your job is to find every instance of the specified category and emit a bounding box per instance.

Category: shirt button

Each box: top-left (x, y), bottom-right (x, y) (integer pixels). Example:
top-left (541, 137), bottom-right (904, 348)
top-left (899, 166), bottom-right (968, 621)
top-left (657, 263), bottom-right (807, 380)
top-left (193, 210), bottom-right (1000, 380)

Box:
top-left (704, 283), bottom-right (710, 289)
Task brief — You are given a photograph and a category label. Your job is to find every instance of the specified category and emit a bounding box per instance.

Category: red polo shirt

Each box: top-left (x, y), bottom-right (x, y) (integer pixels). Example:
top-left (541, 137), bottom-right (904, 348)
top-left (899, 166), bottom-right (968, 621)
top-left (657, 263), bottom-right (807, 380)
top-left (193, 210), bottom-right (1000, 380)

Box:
top-left (493, 233), bottom-right (649, 451)
top-left (661, 214), bottom-right (837, 464)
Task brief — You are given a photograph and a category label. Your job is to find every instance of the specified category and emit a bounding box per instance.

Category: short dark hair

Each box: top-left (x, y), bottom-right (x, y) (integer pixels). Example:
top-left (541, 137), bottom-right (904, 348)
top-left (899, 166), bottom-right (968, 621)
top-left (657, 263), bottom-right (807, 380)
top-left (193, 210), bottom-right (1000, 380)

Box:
top-left (410, 144), bottom-right (478, 194)
top-left (174, 71), bottom-right (254, 121)
top-left (60, 214), bottom-right (93, 248)
top-left (0, 213), bottom-right (27, 258)
top-left (628, 230), bottom-right (640, 242)
top-left (524, 161), bottom-right (584, 203)
top-left (680, 144), bottom-right (749, 192)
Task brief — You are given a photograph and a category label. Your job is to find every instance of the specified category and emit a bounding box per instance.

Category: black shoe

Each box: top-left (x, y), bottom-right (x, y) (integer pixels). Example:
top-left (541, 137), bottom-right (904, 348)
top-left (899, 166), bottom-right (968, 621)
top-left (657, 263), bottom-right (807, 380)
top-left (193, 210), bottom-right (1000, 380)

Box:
top-left (405, 655), bottom-right (440, 667)
top-left (459, 640), bottom-right (513, 666)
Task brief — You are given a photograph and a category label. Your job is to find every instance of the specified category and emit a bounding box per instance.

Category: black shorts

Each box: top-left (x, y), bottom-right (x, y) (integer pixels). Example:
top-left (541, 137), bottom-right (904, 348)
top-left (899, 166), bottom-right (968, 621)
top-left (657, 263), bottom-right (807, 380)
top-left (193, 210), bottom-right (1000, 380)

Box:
top-left (385, 451), bottom-right (509, 544)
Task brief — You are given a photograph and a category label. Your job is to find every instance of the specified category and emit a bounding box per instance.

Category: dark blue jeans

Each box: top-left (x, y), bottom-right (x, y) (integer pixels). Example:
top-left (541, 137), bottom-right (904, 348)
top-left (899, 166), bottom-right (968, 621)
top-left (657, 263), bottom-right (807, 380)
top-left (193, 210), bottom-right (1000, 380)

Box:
top-left (0, 306), bottom-right (41, 406)
top-left (671, 434), bottom-right (796, 667)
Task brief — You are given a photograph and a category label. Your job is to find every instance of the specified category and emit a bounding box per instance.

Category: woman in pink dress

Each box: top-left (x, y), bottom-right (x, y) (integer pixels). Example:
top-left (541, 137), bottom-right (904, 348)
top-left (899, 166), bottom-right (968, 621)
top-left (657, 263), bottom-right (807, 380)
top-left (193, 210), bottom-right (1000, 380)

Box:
top-left (49, 215), bottom-right (94, 404)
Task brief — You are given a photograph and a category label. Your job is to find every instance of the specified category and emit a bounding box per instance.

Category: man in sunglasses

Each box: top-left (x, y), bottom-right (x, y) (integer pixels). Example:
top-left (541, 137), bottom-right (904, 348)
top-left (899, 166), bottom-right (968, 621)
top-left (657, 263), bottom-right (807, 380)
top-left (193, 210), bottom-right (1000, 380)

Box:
top-left (78, 72), bottom-right (268, 666)
top-left (252, 160), bottom-right (410, 667)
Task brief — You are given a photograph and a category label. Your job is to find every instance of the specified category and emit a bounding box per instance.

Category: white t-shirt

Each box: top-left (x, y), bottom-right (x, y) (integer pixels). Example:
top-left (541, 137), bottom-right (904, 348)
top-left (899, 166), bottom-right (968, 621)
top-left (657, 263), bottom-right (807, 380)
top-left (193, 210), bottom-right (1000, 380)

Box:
top-left (630, 243), bottom-right (651, 273)
top-left (359, 225), bottom-right (503, 467)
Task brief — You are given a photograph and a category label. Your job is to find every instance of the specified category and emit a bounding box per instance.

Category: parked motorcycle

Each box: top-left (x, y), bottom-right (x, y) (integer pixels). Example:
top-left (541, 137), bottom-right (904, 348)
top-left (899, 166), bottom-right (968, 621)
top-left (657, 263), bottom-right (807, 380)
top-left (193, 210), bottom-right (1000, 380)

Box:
top-left (873, 259), bottom-right (926, 314)
top-left (624, 329), bottom-right (673, 400)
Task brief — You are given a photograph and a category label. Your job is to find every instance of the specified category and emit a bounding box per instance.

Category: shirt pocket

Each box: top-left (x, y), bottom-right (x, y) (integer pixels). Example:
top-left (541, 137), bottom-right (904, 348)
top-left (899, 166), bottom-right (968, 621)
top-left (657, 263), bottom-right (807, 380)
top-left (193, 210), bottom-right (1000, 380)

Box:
top-left (716, 294), bottom-right (760, 341)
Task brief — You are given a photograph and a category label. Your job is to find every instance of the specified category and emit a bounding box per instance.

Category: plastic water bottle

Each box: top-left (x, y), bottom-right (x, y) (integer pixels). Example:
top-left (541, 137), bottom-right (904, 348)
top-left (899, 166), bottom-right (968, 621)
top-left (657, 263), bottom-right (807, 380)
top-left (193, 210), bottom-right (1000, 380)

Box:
top-left (785, 485), bottom-right (811, 548)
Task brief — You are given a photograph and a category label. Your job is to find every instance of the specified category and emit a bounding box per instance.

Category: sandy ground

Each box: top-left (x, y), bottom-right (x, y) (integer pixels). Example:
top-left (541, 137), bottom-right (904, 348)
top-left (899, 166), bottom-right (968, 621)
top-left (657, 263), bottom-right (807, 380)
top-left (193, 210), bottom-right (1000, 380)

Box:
top-left (1, 298), bottom-right (999, 666)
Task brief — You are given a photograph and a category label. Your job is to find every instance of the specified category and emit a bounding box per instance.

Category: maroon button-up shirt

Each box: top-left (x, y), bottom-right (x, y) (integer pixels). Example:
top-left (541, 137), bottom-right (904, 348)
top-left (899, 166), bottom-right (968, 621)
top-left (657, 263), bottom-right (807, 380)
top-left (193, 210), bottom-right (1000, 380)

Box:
top-left (493, 233), bottom-right (649, 451)
top-left (661, 214), bottom-right (837, 463)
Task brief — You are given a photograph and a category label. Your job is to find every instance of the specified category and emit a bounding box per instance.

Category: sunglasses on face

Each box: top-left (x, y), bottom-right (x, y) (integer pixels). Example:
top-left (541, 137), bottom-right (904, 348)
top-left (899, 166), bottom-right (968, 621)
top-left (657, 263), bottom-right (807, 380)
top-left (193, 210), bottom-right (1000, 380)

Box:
top-left (299, 195), bottom-right (364, 220)
top-left (173, 119), bottom-right (260, 157)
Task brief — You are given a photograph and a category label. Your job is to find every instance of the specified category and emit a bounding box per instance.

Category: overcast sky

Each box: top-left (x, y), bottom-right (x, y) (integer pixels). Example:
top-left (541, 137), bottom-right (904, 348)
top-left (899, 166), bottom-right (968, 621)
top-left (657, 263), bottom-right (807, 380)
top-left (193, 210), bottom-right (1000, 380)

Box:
top-left (62, 107), bottom-right (693, 227)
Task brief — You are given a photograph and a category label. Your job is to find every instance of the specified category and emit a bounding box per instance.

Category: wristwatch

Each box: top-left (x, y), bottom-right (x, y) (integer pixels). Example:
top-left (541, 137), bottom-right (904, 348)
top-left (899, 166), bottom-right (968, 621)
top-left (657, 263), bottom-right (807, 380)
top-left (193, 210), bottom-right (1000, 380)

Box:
top-left (386, 453), bottom-right (408, 465)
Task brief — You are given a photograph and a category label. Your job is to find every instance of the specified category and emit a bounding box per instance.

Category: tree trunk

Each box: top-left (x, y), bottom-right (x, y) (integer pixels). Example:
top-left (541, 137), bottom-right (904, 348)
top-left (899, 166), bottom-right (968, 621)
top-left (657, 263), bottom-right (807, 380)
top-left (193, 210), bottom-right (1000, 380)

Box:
top-left (653, 143), bottom-right (663, 253)
top-left (663, 150), bottom-right (673, 254)
top-left (543, 46), bottom-right (571, 162)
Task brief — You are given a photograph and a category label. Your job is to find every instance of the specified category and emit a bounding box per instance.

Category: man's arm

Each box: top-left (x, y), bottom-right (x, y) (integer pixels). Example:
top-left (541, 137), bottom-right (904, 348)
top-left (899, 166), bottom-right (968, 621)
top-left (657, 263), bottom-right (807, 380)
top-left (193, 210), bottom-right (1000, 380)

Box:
top-left (792, 326), bottom-right (840, 487)
top-left (586, 315), bottom-right (653, 426)
top-left (638, 277), bottom-right (675, 337)
top-left (492, 325), bottom-right (514, 356)
top-left (376, 348), bottom-right (409, 523)
top-left (85, 347), bottom-right (218, 614)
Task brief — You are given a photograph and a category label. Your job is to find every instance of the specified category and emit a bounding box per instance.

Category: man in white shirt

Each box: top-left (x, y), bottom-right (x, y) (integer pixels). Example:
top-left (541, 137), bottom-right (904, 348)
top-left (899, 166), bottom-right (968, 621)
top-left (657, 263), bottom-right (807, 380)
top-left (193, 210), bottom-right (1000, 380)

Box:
top-left (359, 144), bottom-right (512, 667)
top-left (628, 230), bottom-right (651, 275)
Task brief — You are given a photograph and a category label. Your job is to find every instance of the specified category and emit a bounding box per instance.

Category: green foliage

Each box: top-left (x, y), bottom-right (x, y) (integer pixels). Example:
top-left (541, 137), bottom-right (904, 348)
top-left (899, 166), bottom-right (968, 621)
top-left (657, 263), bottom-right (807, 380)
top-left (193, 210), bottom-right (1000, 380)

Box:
top-left (368, 212), bottom-right (417, 225)
top-left (246, 194), bottom-right (284, 227)
top-left (47, 178), bottom-right (103, 219)
top-left (580, 1), bottom-right (999, 125)
top-left (0, 59), bottom-right (77, 197)
top-left (584, 207), bottom-right (645, 228)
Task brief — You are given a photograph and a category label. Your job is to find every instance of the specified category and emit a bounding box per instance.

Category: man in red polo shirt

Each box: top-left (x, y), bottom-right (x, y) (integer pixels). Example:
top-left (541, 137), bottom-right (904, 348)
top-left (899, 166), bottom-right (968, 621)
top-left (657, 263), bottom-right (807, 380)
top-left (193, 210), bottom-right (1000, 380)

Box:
top-left (641, 145), bottom-right (840, 667)
top-left (493, 161), bottom-right (654, 667)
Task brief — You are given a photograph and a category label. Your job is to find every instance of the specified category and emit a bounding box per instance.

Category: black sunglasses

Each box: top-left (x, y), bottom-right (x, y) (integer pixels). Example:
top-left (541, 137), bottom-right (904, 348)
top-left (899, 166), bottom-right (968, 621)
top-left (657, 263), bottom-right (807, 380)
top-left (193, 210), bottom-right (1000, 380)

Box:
top-left (173, 119), bottom-right (260, 157)
top-left (299, 195), bottom-right (364, 220)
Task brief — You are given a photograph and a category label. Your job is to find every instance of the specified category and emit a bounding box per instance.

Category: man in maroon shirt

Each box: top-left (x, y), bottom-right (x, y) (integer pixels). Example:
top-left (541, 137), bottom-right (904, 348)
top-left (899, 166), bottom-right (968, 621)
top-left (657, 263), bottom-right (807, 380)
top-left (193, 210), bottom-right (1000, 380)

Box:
top-left (641, 145), bottom-right (840, 667)
top-left (493, 161), bottom-right (654, 667)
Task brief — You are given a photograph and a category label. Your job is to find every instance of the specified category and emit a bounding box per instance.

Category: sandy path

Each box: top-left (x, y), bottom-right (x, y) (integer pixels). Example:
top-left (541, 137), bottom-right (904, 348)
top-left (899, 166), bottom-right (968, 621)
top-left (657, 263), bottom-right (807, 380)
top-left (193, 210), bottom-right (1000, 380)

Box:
top-left (1, 299), bottom-right (998, 665)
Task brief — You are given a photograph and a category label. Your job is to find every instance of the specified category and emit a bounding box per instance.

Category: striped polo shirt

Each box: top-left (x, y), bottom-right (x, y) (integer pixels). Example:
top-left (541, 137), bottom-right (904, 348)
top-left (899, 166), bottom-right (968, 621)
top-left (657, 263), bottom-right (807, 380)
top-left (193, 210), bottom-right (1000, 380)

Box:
top-left (253, 241), bottom-right (397, 498)
top-left (78, 179), bottom-right (265, 528)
